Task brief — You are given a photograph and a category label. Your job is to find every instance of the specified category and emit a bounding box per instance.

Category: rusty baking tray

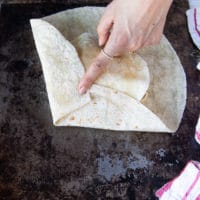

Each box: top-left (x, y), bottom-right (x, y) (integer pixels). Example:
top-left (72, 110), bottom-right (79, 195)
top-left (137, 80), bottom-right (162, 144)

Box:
top-left (0, 2), bottom-right (200, 200)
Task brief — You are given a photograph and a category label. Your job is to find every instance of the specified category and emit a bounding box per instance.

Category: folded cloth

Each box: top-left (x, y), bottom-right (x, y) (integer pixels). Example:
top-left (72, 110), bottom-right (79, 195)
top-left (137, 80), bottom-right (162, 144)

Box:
top-left (186, 7), bottom-right (200, 50)
top-left (156, 160), bottom-right (200, 200)
top-left (195, 115), bottom-right (200, 145)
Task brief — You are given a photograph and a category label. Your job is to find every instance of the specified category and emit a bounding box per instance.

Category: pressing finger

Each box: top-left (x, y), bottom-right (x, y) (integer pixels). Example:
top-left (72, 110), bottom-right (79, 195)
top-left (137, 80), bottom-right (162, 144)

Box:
top-left (78, 51), bottom-right (111, 94)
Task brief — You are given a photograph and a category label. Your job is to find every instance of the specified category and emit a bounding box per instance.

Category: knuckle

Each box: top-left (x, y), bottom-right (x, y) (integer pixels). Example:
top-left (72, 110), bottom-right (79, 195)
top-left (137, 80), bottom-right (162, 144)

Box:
top-left (92, 61), bottom-right (104, 72)
top-left (84, 61), bottom-right (104, 84)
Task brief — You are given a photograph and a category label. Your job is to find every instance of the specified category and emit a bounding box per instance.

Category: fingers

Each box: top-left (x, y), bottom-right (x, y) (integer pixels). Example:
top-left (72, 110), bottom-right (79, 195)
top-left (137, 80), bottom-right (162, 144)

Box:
top-left (103, 29), bottom-right (129, 56)
top-left (97, 3), bottom-right (114, 46)
top-left (101, 19), bottom-right (132, 57)
top-left (78, 51), bottom-right (110, 94)
top-left (97, 17), bottom-right (113, 47)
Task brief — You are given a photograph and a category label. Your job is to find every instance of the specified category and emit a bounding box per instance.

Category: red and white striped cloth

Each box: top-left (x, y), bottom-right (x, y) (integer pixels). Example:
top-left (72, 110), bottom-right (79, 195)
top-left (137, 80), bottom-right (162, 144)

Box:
top-left (186, 0), bottom-right (200, 144)
top-left (186, 7), bottom-right (200, 50)
top-left (186, 0), bottom-right (200, 70)
top-left (156, 160), bottom-right (200, 200)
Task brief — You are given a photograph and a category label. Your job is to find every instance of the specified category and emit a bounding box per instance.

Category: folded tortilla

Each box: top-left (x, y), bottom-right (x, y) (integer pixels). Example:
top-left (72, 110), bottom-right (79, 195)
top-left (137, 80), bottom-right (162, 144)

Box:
top-left (30, 7), bottom-right (186, 132)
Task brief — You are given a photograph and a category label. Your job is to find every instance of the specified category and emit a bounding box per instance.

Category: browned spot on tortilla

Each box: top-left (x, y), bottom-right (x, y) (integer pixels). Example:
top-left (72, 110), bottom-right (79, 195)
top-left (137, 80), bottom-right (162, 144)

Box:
top-left (116, 122), bottom-right (120, 126)
top-left (69, 116), bottom-right (75, 121)
top-left (93, 102), bottom-right (97, 105)
top-left (135, 125), bottom-right (138, 129)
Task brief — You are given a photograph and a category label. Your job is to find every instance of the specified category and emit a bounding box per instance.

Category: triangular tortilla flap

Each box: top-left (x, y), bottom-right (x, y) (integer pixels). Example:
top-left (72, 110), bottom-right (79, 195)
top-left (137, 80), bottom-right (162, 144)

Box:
top-left (61, 85), bottom-right (170, 132)
top-left (30, 19), bottom-right (91, 123)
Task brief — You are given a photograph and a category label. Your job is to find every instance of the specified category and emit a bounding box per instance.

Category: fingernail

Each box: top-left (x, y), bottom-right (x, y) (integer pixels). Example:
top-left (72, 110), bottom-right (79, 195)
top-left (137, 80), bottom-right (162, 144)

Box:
top-left (79, 86), bottom-right (86, 95)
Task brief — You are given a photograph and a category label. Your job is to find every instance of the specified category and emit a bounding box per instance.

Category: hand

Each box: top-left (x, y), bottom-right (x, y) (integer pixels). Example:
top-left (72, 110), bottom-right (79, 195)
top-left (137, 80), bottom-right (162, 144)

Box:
top-left (78, 0), bottom-right (172, 95)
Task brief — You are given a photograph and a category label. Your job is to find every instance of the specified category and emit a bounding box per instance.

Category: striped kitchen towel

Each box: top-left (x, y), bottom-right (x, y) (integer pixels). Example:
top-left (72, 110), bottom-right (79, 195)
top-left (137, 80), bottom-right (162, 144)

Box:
top-left (156, 160), bottom-right (200, 200)
top-left (186, 7), bottom-right (200, 50)
top-left (187, 0), bottom-right (200, 49)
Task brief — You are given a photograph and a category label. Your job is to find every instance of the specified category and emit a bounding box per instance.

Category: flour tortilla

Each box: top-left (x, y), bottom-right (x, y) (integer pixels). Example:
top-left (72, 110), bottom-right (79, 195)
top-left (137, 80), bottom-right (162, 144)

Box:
top-left (62, 85), bottom-right (170, 132)
top-left (30, 7), bottom-right (186, 132)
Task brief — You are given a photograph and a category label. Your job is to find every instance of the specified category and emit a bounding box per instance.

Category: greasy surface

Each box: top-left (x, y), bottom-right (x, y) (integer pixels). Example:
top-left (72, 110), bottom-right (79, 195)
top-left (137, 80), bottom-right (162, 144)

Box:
top-left (0, 1), bottom-right (199, 200)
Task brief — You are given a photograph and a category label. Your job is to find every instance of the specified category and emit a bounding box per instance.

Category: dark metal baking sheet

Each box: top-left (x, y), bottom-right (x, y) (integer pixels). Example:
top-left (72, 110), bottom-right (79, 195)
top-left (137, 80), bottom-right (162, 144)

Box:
top-left (0, 1), bottom-right (199, 199)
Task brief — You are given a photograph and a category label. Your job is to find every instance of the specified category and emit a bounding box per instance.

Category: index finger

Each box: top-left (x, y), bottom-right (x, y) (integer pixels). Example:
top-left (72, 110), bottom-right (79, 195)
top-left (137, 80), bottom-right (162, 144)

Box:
top-left (78, 24), bottom-right (125, 95)
top-left (78, 50), bottom-right (111, 95)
